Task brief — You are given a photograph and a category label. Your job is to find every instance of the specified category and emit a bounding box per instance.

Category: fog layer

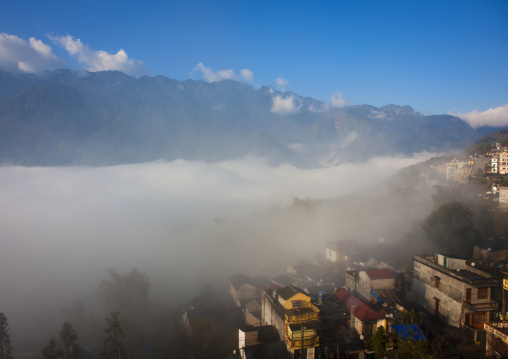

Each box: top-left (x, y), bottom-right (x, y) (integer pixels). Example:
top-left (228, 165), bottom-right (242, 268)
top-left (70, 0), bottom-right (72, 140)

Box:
top-left (0, 154), bottom-right (433, 347)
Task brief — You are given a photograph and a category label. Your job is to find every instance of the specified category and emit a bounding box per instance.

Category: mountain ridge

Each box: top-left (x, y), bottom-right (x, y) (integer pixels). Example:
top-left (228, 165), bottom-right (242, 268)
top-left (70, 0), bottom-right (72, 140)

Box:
top-left (0, 70), bottom-right (503, 167)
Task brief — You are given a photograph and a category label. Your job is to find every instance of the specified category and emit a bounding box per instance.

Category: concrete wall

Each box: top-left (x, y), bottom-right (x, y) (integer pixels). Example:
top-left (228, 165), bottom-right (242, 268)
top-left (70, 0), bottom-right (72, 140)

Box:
top-left (236, 283), bottom-right (257, 302)
top-left (437, 254), bottom-right (466, 270)
top-left (357, 271), bottom-right (395, 302)
top-left (261, 294), bottom-right (285, 336)
top-left (412, 260), bottom-right (464, 327)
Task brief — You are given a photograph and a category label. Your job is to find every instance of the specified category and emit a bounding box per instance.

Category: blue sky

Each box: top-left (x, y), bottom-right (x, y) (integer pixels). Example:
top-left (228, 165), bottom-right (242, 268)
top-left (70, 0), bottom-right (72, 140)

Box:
top-left (1, 0), bottom-right (507, 125)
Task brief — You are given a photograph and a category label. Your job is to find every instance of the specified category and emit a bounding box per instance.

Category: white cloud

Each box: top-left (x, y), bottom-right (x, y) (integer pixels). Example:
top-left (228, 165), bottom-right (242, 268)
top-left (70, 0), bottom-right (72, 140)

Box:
top-left (240, 69), bottom-right (254, 81)
top-left (271, 94), bottom-right (302, 114)
top-left (369, 109), bottom-right (387, 119)
top-left (0, 33), bottom-right (64, 73)
top-left (331, 91), bottom-right (348, 108)
top-left (308, 103), bottom-right (331, 113)
top-left (453, 104), bottom-right (508, 128)
top-left (50, 35), bottom-right (148, 77)
top-left (276, 77), bottom-right (289, 91)
top-left (193, 62), bottom-right (254, 83)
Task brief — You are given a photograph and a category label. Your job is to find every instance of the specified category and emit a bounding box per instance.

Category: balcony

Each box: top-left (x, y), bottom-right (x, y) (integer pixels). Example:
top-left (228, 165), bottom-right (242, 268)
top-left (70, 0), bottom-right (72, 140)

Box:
top-left (462, 300), bottom-right (498, 311)
top-left (286, 337), bottom-right (319, 349)
top-left (285, 305), bottom-right (320, 323)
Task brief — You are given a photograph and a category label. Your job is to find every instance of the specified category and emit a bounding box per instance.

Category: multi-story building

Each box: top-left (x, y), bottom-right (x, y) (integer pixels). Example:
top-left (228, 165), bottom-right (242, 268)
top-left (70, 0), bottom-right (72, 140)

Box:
top-left (499, 152), bottom-right (508, 175)
top-left (411, 254), bottom-right (502, 340)
top-left (345, 268), bottom-right (396, 304)
top-left (261, 284), bottom-right (320, 358)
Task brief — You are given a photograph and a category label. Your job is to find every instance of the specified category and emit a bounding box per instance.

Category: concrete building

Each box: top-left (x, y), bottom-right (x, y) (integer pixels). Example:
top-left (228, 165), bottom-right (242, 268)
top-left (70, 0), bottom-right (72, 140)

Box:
top-left (261, 285), bottom-right (320, 358)
top-left (411, 254), bottom-right (501, 340)
top-left (499, 152), bottom-right (508, 175)
top-left (345, 268), bottom-right (396, 304)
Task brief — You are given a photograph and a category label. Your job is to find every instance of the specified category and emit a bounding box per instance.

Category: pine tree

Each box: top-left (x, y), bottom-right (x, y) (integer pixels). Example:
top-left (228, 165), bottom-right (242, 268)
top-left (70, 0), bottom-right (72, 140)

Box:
top-left (101, 312), bottom-right (126, 359)
top-left (42, 337), bottom-right (61, 359)
top-left (0, 313), bottom-right (13, 359)
top-left (59, 321), bottom-right (80, 359)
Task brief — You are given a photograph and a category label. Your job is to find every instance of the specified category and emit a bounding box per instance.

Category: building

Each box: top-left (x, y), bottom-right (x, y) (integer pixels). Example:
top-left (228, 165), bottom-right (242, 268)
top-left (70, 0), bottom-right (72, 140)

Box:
top-left (334, 289), bottom-right (387, 337)
top-left (244, 299), bottom-right (262, 326)
top-left (499, 187), bottom-right (508, 209)
top-left (230, 274), bottom-right (257, 305)
top-left (411, 254), bottom-right (502, 340)
top-left (261, 284), bottom-right (320, 358)
top-left (499, 152), bottom-right (508, 175)
top-left (238, 325), bottom-right (287, 359)
top-left (473, 237), bottom-right (508, 263)
top-left (326, 240), bottom-right (358, 264)
top-left (345, 269), bottom-right (396, 304)
top-left (484, 322), bottom-right (508, 358)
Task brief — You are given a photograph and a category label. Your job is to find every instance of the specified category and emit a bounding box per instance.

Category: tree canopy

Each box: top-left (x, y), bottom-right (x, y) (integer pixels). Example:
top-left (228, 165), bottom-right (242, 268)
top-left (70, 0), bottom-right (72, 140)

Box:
top-left (423, 201), bottom-right (476, 257)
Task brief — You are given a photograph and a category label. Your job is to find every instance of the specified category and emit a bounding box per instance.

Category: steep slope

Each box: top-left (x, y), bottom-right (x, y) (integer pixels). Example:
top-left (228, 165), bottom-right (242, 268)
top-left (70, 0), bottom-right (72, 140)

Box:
top-left (0, 70), bottom-right (495, 167)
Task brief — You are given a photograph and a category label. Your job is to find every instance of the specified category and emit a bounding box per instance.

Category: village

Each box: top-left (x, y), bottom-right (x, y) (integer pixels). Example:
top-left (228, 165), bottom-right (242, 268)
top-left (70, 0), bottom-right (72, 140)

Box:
top-left (179, 142), bottom-right (508, 359)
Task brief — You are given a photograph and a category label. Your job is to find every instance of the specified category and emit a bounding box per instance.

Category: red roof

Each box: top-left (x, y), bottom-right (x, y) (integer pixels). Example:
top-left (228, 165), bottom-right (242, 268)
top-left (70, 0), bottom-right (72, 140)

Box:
top-left (365, 269), bottom-right (396, 280)
top-left (334, 289), bottom-right (385, 322)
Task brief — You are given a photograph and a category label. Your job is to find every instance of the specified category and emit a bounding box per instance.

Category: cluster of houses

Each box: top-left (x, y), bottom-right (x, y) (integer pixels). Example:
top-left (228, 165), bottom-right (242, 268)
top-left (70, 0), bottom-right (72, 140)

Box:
top-left (436, 142), bottom-right (508, 182)
top-left (179, 234), bottom-right (508, 358)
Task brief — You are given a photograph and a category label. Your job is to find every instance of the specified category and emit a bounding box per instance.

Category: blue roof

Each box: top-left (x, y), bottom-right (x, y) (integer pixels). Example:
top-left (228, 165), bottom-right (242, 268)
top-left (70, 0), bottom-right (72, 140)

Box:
top-left (391, 323), bottom-right (426, 341)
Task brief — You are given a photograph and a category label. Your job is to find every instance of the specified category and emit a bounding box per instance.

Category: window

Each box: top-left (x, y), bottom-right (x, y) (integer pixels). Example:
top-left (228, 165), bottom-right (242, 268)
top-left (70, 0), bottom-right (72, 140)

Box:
top-left (434, 298), bottom-right (440, 315)
top-left (473, 312), bottom-right (486, 325)
top-left (435, 276), bottom-right (440, 288)
top-left (466, 288), bottom-right (472, 302)
top-left (478, 288), bottom-right (489, 299)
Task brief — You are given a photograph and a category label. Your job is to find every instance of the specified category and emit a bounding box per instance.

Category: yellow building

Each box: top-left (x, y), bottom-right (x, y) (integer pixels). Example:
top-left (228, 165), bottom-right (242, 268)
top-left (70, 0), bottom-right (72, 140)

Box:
top-left (261, 285), bottom-right (320, 356)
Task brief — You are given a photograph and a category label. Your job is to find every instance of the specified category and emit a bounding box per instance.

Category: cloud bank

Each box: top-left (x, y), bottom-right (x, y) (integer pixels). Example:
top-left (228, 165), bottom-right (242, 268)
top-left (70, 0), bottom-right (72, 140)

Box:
top-left (453, 104), bottom-right (508, 128)
top-left (50, 35), bottom-right (148, 77)
top-left (193, 62), bottom-right (254, 83)
top-left (0, 154), bottom-right (433, 347)
top-left (331, 91), bottom-right (348, 108)
top-left (0, 33), bottom-right (64, 73)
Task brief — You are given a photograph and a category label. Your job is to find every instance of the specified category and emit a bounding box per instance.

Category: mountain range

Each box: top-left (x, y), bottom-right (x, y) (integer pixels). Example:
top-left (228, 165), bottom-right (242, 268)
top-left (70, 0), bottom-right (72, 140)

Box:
top-left (0, 70), bottom-right (502, 167)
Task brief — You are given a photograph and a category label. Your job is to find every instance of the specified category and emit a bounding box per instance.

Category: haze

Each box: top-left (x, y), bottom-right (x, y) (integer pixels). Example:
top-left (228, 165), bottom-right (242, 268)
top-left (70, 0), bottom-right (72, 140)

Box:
top-left (0, 153), bottom-right (433, 348)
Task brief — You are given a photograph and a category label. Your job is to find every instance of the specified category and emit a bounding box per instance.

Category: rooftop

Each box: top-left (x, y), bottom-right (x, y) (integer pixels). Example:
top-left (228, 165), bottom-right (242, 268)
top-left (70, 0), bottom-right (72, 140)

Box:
top-left (278, 284), bottom-right (308, 300)
top-left (334, 289), bottom-right (385, 322)
top-left (230, 273), bottom-right (255, 289)
top-left (365, 268), bottom-right (396, 280)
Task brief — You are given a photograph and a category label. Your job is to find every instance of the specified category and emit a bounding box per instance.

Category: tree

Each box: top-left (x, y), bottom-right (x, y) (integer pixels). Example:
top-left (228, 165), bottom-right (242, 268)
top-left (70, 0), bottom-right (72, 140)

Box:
top-left (99, 268), bottom-right (150, 312)
top-left (59, 321), bottom-right (80, 359)
top-left (388, 339), bottom-right (430, 359)
top-left (101, 312), bottom-right (126, 359)
top-left (42, 337), bottom-right (61, 359)
top-left (423, 201), bottom-right (476, 257)
top-left (372, 326), bottom-right (387, 359)
top-left (0, 313), bottom-right (13, 359)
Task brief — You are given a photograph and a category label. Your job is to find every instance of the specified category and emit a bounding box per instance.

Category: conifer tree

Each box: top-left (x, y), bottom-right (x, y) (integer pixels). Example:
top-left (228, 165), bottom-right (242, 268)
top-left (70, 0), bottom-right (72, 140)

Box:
top-left (0, 313), bottom-right (13, 359)
top-left (59, 321), bottom-right (80, 359)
